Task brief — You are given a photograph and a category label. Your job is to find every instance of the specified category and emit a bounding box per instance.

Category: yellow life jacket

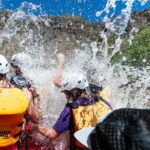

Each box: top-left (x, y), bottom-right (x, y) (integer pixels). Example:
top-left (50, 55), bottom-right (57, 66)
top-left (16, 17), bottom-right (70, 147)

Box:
top-left (71, 87), bottom-right (112, 148)
top-left (0, 88), bottom-right (29, 147)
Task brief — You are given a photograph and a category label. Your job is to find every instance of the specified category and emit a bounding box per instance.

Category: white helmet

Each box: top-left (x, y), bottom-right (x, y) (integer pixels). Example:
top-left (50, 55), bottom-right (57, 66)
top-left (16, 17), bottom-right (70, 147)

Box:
top-left (60, 73), bottom-right (89, 92)
top-left (11, 52), bottom-right (31, 68)
top-left (0, 54), bottom-right (10, 74)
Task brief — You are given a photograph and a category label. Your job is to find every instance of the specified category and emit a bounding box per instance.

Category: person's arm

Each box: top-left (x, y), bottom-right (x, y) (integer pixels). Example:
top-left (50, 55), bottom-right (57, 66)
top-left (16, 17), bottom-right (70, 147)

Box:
top-left (53, 53), bottom-right (65, 87)
top-left (36, 125), bottom-right (60, 139)
top-left (23, 87), bottom-right (40, 123)
top-left (29, 97), bottom-right (40, 123)
top-left (35, 105), bottom-right (71, 139)
top-left (30, 87), bottom-right (40, 123)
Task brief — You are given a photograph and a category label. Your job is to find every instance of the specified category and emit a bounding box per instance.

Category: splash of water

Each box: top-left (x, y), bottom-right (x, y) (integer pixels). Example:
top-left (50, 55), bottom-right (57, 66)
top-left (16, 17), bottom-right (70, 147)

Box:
top-left (0, 0), bottom-right (150, 149)
top-left (141, 0), bottom-right (148, 6)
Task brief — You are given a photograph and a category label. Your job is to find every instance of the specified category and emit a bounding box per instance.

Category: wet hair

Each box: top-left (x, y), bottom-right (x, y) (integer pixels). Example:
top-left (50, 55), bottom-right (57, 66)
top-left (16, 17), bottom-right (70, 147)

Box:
top-left (71, 88), bottom-right (86, 101)
top-left (64, 88), bottom-right (86, 101)
top-left (11, 65), bottom-right (22, 75)
top-left (0, 74), bottom-right (6, 80)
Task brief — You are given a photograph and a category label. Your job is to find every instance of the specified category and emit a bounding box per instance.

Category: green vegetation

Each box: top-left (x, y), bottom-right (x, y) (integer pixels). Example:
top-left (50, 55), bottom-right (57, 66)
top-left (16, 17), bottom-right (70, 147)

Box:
top-left (111, 27), bottom-right (150, 67)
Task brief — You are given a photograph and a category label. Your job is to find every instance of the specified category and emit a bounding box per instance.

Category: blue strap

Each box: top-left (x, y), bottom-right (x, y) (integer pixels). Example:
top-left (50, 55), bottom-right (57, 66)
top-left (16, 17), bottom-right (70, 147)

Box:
top-left (102, 99), bottom-right (113, 110)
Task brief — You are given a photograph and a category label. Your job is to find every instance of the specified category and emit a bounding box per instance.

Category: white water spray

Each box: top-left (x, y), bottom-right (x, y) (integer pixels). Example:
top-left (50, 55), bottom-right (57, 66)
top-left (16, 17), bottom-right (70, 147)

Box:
top-left (0, 0), bottom-right (150, 149)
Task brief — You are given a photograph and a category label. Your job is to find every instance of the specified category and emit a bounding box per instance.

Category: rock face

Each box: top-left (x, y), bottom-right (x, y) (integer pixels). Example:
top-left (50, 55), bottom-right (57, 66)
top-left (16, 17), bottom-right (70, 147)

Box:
top-left (0, 10), bottom-right (104, 59)
top-left (0, 8), bottom-right (150, 67)
top-left (131, 9), bottom-right (150, 28)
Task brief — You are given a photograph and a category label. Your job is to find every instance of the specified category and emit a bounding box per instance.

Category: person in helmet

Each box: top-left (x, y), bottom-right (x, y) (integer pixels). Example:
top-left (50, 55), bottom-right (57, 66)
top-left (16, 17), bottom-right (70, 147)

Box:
top-left (0, 54), bottom-right (11, 88)
top-left (33, 69), bottom-right (112, 149)
top-left (10, 52), bottom-right (39, 121)
top-left (10, 52), bottom-right (32, 89)
top-left (9, 53), bottom-right (40, 149)
top-left (0, 54), bottom-right (38, 150)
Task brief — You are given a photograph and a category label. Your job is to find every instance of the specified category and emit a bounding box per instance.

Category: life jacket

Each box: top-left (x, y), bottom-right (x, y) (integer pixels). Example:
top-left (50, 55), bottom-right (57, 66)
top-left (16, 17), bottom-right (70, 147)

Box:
top-left (0, 88), bottom-right (29, 147)
top-left (10, 75), bottom-right (31, 89)
top-left (70, 87), bottom-right (112, 149)
top-left (10, 75), bottom-right (33, 149)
